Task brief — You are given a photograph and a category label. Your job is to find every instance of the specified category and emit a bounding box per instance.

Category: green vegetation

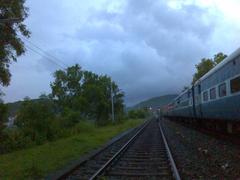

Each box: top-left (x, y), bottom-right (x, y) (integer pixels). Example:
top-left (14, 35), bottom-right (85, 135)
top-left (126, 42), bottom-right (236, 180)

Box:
top-left (192, 52), bottom-right (227, 84)
top-left (0, 119), bottom-right (144, 180)
top-left (128, 109), bottom-right (149, 119)
top-left (0, 0), bottom-right (30, 86)
top-left (7, 101), bottom-right (24, 117)
top-left (129, 94), bottom-right (177, 110)
top-left (0, 97), bottom-right (8, 145)
top-left (51, 65), bottom-right (124, 126)
top-left (0, 64), bottom-right (125, 154)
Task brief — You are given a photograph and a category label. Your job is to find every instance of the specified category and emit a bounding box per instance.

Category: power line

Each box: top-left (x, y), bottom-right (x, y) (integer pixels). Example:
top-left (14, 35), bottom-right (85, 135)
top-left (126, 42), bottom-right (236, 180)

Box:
top-left (25, 44), bottom-right (66, 69)
top-left (22, 36), bottom-right (69, 68)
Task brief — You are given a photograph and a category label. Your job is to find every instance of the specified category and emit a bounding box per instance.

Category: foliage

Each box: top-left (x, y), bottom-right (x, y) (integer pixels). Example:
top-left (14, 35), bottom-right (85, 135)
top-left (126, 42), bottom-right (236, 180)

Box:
top-left (0, 91), bottom-right (7, 145)
top-left (1, 65), bottom-right (125, 154)
top-left (51, 64), bottom-right (125, 126)
top-left (0, 100), bottom-right (7, 139)
top-left (0, 128), bottom-right (33, 154)
top-left (15, 96), bottom-right (57, 143)
top-left (0, 119), bottom-right (144, 179)
top-left (192, 52), bottom-right (227, 84)
top-left (128, 109), bottom-right (147, 119)
top-left (213, 52), bottom-right (227, 65)
top-left (0, 0), bottom-right (30, 86)
top-left (51, 64), bottom-right (83, 110)
top-left (0, 101), bottom-right (7, 127)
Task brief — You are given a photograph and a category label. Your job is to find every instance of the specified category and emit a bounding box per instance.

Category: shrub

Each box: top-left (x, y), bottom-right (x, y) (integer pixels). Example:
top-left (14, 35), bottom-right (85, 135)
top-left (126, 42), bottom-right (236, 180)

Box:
top-left (128, 109), bottom-right (147, 119)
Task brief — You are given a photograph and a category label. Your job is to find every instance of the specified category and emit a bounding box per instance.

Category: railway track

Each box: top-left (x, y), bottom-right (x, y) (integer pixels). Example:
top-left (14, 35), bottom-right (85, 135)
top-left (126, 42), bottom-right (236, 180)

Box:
top-left (58, 119), bottom-right (180, 180)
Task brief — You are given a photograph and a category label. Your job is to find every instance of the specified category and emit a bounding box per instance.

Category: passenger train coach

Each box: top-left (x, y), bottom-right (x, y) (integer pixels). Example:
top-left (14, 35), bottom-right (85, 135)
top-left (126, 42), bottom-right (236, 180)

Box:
top-left (164, 48), bottom-right (240, 134)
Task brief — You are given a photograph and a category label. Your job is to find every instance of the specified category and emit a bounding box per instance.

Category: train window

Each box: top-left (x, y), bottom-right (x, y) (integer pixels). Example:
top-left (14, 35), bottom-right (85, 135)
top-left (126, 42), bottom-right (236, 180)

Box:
top-left (210, 87), bottom-right (216, 99)
top-left (218, 83), bottom-right (227, 97)
top-left (203, 91), bottom-right (208, 101)
top-left (230, 76), bottom-right (240, 93)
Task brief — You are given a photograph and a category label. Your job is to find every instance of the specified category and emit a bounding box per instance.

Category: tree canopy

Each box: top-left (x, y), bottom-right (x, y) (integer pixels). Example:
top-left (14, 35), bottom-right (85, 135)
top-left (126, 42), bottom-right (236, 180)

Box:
top-left (0, 0), bottom-right (30, 86)
top-left (192, 52), bottom-right (227, 84)
top-left (51, 64), bottom-right (125, 125)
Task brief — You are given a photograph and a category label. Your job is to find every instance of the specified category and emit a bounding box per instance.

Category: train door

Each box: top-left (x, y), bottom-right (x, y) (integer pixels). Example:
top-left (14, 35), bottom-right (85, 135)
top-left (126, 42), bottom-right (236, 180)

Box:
top-left (194, 82), bottom-right (203, 118)
top-left (192, 86), bottom-right (196, 117)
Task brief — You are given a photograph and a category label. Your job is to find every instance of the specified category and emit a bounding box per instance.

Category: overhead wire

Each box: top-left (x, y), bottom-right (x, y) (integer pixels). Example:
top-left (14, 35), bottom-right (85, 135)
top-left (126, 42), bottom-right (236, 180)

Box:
top-left (24, 44), bottom-right (66, 69)
top-left (22, 36), bottom-right (69, 68)
top-left (20, 35), bottom-right (68, 69)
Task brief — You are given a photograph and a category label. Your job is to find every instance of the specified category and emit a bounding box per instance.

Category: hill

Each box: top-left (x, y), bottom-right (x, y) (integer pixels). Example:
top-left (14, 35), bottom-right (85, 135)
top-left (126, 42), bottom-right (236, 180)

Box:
top-left (130, 94), bottom-right (178, 110)
top-left (7, 98), bottom-right (48, 117)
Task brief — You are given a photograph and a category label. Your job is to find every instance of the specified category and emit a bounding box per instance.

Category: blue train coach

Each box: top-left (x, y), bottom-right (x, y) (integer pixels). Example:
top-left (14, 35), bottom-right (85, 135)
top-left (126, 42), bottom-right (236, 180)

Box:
top-left (165, 48), bottom-right (240, 133)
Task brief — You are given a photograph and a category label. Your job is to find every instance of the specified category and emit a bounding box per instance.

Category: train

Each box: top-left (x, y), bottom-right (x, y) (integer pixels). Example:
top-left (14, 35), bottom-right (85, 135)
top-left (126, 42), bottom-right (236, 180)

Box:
top-left (164, 47), bottom-right (240, 134)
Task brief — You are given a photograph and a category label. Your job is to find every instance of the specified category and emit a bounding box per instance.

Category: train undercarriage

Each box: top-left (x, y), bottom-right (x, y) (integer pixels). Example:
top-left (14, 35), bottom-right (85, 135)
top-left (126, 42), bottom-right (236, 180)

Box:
top-left (164, 116), bottom-right (240, 135)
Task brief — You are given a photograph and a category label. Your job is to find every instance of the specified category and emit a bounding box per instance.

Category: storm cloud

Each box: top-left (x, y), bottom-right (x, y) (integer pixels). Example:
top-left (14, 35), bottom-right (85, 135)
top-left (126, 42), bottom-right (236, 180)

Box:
top-left (3, 0), bottom-right (240, 106)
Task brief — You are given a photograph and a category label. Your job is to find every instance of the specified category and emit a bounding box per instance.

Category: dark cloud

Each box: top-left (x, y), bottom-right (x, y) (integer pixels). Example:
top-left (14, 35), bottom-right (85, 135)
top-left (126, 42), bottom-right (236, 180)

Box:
top-left (5, 0), bottom-right (235, 106)
top-left (70, 0), bottom-right (216, 105)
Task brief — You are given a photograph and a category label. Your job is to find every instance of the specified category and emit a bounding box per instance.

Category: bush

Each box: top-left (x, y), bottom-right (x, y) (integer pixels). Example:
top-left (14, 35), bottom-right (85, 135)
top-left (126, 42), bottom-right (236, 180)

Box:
top-left (0, 128), bottom-right (33, 153)
top-left (128, 109), bottom-right (147, 119)
top-left (59, 108), bottom-right (82, 128)
top-left (15, 98), bottom-right (56, 143)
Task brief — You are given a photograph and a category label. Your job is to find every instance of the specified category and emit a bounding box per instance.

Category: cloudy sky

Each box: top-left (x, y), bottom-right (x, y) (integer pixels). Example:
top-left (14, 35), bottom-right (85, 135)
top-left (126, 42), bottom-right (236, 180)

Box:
top-left (3, 0), bottom-right (240, 106)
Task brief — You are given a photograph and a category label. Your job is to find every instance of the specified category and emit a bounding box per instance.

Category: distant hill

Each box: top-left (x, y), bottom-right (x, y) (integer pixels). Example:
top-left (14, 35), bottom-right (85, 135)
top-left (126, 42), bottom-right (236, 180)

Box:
top-left (7, 94), bottom-right (178, 116)
top-left (129, 94), bottom-right (178, 110)
top-left (7, 98), bottom-right (46, 117)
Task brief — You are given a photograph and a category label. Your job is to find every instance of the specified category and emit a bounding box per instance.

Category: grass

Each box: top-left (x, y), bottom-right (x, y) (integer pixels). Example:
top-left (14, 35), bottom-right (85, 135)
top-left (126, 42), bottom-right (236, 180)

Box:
top-left (0, 119), bottom-right (144, 180)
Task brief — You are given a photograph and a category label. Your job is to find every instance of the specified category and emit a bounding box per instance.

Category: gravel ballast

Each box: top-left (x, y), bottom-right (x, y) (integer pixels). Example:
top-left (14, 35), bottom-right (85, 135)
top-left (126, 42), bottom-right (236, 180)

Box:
top-left (162, 118), bottom-right (240, 179)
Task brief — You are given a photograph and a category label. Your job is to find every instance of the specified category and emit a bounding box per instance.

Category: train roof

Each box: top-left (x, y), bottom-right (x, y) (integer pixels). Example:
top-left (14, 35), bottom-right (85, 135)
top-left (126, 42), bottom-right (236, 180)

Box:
top-left (174, 87), bottom-right (192, 101)
top-left (196, 47), bottom-right (240, 83)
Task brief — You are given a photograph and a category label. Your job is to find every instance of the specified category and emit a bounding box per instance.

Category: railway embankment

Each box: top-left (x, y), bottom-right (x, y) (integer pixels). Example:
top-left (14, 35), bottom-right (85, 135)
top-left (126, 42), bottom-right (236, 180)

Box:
top-left (0, 119), bottom-right (144, 179)
top-left (162, 118), bottom-right (240, 179)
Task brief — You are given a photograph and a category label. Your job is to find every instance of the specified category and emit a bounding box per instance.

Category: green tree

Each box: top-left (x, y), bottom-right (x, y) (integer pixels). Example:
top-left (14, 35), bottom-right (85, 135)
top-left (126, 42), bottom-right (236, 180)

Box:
top-left (16, 97), bottom-right (57, 143)
top-left (50, 64), bottom-right (125, 125)
top-left (0, 0), bottom-right (30, 86)
top-left (0, 91), bottom-right (7, 139)
top-left (82, 72), bottom-right (124, 125)
top-left (192, 52), bottom-right (227, 84)
top-left (192, 58), bottom-right (214, 84)
top-left (128, 109), bottom-right (146, 119)
top-left (213, 52), bottom-right (227, 65)
top-left (0, 100), bottom-right (7, 139)
top-left (51, 64), bottom-right (83, 110)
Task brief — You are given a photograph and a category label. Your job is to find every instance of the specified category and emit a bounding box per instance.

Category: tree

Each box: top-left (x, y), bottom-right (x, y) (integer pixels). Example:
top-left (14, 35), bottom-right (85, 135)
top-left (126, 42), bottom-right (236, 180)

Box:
top-left (51, 64), bottom-right (83, 110)
top-left (0, 0), bottom-right (30, 86)
top-left (128, 109), bottom-right (146, 119)
top-left (213, 52), bottom-right (227, 65)
top-left (0, 90), bottom-right (7, 136)
top-left (192, 52), bottom-right (227, 84)
top-left (81, 72), bottom-right (124, 124)
top-left (50, 64), bottom-right (125, 125)
top-left (15, 97), bottom-right (56, 143)
top-left (192, 58), bottom-right (214, 84)
top-left (0, 100), bottom-right (7, 138)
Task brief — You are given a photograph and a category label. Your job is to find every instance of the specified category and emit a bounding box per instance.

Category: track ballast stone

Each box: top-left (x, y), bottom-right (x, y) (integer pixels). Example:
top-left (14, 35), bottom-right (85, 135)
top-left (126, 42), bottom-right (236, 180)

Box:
top-left (162, 118), bottom-right (240, 179)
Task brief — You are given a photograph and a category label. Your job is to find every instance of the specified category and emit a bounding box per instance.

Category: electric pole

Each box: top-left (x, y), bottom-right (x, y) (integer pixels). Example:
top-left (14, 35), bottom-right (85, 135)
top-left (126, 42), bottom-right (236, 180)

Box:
top-left (111, 82), bottom-right (115, 123)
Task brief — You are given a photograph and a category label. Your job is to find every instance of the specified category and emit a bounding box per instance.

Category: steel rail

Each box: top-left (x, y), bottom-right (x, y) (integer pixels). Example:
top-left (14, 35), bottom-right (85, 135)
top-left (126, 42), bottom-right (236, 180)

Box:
top-left (158, 122), bottom-right (181, 180)
top-left (89, 120), bottom-right (150, 180)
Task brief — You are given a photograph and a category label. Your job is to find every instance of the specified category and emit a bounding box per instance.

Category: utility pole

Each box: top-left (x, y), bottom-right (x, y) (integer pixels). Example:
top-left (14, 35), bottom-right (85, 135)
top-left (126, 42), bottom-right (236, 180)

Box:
top-left (111, 82), bottom-right (115, 123)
